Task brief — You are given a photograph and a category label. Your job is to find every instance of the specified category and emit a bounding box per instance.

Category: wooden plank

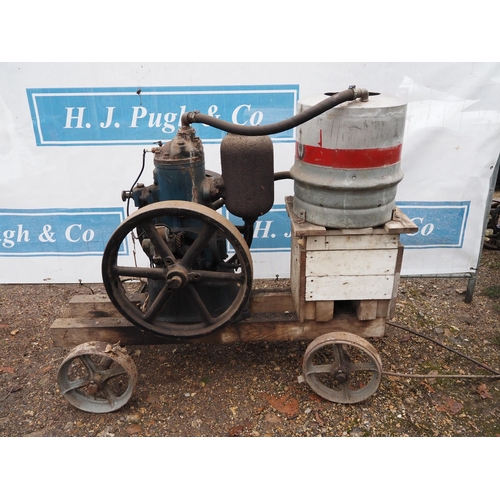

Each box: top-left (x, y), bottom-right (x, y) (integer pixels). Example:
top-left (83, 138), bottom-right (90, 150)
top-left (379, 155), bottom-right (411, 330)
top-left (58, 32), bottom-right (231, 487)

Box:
top-left (50, 315), bottom-right (387, 348)
top-left (285, 196), bottom-right (327, 237)
top-left (290, 231), bottom-right (303, 319)
top-left (303, 301), bottom-right (316, 321)
top-left (306, 275), bottom-right (394, 301)
top-left (315, 301), bottom-right (334, 322)
top-left (249, 290), bottom-right (295, 314)
top-left (376, 299), bottom-right (390, 318)
top-left (306, 234), bottom-right (399, 251)
top-left (340, 227), bottom-right (374, 235)
top-left (290, 221), bottom-right (310, 322)
top-left (388, 243), bottom-right (405, 319)
top-left (306, 248), bottom-right (398, 276)
top-left (69, 290), bottom-right (295, 318)
top-left (354, 300), bottom-right (378, 320)
top-left (385, 207), bottom-right (419, 234)
top-left (69, 294), bottom-right (117, 317)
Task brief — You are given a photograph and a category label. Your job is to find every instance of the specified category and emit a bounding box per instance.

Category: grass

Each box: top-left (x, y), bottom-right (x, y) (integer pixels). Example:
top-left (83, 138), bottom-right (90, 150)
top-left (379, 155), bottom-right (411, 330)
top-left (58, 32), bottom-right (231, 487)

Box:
top-left (483, 285), bottom-right (500, 299)
top-left (485, 259), bottom-right (500, 271)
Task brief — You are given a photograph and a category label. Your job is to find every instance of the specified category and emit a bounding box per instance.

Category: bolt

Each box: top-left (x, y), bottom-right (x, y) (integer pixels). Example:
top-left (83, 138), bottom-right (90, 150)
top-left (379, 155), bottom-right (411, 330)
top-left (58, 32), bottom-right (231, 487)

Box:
top-left (335, 370), bottom-right (349, 383)
top-left (168, 276), bottom-right (183, 289)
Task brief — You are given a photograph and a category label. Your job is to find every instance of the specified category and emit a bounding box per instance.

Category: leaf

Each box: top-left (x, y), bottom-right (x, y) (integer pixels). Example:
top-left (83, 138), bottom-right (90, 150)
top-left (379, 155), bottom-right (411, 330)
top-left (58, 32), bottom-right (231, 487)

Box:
top-left (0, 366), bottom-right (14, 374)
top-left (125, 424), bottom-right (143, 435)
top-left (315, 411), bottom-right (325, 426)
top-left (228, 421), bottom-right (251, 437)
top-left (228, 425), bottom-right (245, 437)
top-left (420, 381), bottom-right (435, 393)
top-left (265, 394), bottom-right (299, 417)
top-left (265, 413), bottom-right (281, 424)
top-left (436, 395), bottom-right (464, 415)
top-left (308, 393), bottom-right (324, 403)
top-left (477, 384), bottom-right (492, 399)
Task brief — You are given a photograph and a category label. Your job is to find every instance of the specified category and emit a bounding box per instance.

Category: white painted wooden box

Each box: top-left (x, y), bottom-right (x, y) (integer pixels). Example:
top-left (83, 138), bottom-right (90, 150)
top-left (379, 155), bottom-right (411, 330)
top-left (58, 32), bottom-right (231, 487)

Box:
top-left (286, 197), bottom-right (417, 324)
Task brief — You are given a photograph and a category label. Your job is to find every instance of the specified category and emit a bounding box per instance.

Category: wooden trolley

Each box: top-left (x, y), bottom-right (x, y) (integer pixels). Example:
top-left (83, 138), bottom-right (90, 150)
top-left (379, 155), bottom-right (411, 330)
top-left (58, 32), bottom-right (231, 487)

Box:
top-left (50, 197), bottom-right (417, 412)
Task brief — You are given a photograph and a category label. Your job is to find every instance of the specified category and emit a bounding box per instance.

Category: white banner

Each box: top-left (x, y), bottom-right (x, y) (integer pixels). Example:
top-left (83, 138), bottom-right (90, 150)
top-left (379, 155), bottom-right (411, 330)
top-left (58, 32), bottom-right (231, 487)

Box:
top-left (1, 62), bottom-right (499, 283)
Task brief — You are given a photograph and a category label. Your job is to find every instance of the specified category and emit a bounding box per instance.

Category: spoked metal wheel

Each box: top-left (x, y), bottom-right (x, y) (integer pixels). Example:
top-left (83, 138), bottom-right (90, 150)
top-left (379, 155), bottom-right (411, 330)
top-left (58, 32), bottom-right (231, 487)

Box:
top-left (102, 200), bottom-right (253, 339)
top-left (302, 332), bottom-right (382, 404)
top-left (57, 341), bottom-right (138, 413)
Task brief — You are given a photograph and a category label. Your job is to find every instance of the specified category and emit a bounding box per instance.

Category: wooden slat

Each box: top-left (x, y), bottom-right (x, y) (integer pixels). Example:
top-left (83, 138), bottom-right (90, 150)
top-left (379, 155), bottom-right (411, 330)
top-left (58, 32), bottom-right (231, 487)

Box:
top-left (315, 301), bottom-right (334, 322)
top-left (354, 300), bottom-right (378, 321)
top-left (250, 290), bottom-right (295, 314)
top-left (385, 207), bottom-right (419, 234)
top-left (376, 299), bottom-right (390, 318)
top-left (69, 290), bottom-right (296, 318)
top-left (50, 315), bottom-right (387, 348)
top-left (388, 243), bottom-right (405, 319)
top-left (303, 301), bottom-right (316, 321)
top-left (306, 234), bottom-right (399, 251)
top-left (69, 294), bottom-right (118, 317)
top-left (306, 275), bottom-right (394, 301)
top-left (306, 248), bottom-right (398, 277)
top-left (286, 197), bottom-right (327, 237)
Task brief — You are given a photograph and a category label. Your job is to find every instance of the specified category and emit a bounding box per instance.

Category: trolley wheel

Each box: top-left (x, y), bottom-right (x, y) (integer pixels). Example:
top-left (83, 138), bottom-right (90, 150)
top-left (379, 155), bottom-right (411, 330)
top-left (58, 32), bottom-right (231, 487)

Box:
top-left (102, 200), bottom-right (253, 339)
top-left (302, 332), bottom-right (382, 404)
top-left (57, 341), bottom-right (138, 413)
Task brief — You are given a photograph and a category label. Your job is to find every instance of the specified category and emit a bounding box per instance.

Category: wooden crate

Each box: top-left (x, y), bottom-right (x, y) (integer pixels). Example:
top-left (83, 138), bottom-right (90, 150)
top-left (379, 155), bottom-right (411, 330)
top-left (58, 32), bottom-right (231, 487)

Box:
top-left (286, 196), bottom-right (417, 323)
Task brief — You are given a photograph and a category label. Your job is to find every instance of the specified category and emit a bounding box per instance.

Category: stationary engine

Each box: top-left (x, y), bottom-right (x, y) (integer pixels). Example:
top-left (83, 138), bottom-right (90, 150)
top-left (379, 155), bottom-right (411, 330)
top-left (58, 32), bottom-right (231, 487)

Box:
top-left (101, 86), bottom-right (405, 339)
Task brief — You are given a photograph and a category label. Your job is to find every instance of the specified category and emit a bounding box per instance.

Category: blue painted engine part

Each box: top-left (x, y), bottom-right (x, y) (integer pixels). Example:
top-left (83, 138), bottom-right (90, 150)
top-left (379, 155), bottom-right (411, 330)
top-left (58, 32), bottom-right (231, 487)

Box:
top-left (120, 126), bottom-right (260, 328)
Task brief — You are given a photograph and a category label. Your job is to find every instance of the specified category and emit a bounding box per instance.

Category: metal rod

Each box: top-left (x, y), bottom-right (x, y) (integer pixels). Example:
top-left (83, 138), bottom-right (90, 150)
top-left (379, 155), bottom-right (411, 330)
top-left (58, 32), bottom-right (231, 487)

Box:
top-left (465, 151), bottom-right (500, 303)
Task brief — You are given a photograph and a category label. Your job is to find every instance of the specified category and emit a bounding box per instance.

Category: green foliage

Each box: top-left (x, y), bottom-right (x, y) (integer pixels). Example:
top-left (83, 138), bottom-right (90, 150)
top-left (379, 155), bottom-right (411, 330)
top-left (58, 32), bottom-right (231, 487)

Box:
top-left (484, 285), bottom-right (500, 299)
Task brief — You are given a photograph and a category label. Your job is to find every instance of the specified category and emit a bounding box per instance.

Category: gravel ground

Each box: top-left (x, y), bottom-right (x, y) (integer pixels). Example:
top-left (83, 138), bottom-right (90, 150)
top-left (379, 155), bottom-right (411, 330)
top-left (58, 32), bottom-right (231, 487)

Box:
top-left (1, 245), bottom-right (499, 439)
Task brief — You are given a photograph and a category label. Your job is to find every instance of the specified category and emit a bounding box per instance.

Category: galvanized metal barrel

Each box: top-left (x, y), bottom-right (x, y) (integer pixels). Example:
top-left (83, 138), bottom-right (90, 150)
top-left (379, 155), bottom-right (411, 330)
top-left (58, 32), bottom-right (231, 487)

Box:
top-left (290, 93), bottom-right (407, 228)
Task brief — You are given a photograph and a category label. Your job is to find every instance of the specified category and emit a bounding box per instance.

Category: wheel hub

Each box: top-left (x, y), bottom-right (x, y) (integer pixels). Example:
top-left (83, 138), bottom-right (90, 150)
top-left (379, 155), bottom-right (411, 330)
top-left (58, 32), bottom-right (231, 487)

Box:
top-left (334, 369), bottom-right (349, 383)
top-left (166, 265), bottom-right (189, 290)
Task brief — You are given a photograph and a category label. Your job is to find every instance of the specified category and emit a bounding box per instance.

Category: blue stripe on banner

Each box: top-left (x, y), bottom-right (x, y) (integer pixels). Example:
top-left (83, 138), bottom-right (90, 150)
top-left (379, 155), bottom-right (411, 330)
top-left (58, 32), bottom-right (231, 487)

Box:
top-left (226, 201), bottom-right (471, 251)
top-left (0, 201), bottom-right (470, 256)
top-left (0, 208), bottom-right (126, 256)
top-left (397, 201), bottom-right (470, 248)
top-left (26, 85), bottom-right (299, 146)
top-left (224, 205), bottom-right (292, 253)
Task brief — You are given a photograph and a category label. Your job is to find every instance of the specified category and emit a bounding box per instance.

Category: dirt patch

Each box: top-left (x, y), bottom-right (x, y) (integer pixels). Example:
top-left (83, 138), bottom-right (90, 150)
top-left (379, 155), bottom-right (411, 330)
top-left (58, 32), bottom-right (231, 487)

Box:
top-left (1, 248), bottom-right (499, 437)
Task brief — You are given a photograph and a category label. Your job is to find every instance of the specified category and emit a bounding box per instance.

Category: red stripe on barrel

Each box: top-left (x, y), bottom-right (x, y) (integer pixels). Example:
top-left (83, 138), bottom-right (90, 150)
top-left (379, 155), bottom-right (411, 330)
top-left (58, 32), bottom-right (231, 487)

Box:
top-left (296, 143), bottom-right (402, 169)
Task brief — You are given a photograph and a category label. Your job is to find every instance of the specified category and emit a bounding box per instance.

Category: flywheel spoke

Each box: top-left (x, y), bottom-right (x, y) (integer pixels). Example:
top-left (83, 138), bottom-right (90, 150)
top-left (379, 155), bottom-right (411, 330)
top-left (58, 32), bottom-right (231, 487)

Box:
top-left (183, 283), bottom-right (216, 324)
top-left (195, 270), bottom-right (245, 283)
top-left (332, 344), bottom-right (348, 364)
top-left (351, 362), bottom-right (379, 373)
top-left (180, 222), bottom-right (217, 268)
top-left (341, 381), bottom-right (351, 402)
top-left (113, 265), bottom-right (166, 281)
top-left (143, 284), bottom-right (175, 321)
top-left (60, 378), bottom-right (90, 395)
top-left (100, 365), bottom-right (127, 383)
top-left (79, 354), bottom-right (99, 375)
top-left (305, 363), bottom-right (334, 375)
top-left (142, 222), bottom-right (176, 264)
top-left (101, 384), bottom-right (119, 408)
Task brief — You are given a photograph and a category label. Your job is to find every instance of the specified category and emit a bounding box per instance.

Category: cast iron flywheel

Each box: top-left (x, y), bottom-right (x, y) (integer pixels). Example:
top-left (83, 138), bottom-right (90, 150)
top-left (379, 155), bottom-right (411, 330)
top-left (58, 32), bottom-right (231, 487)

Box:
top-left (102, 200), bottom-right (253, 339)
